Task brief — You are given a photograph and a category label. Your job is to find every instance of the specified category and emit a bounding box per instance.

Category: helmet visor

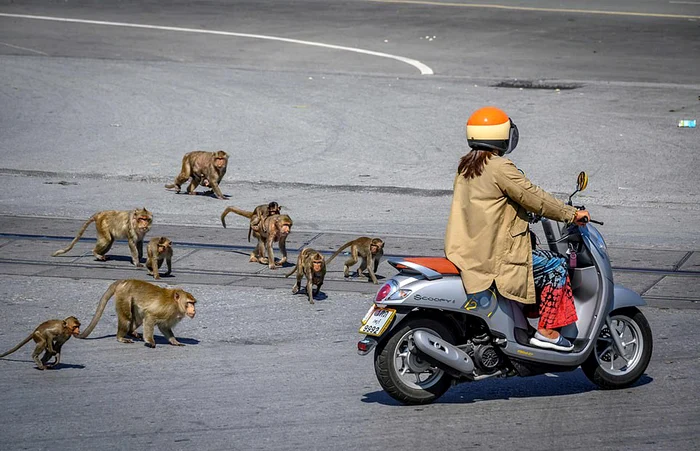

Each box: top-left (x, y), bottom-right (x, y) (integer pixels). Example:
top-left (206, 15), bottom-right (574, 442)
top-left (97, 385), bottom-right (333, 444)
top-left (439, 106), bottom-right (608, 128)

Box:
top-left (503, 121), bottom-right (519, 155)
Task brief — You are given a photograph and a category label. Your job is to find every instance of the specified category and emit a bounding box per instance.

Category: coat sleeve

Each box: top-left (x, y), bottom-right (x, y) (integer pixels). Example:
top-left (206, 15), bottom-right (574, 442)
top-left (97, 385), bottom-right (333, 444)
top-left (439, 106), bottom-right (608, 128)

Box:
top-left (494, 159), bottom-right (578, 223)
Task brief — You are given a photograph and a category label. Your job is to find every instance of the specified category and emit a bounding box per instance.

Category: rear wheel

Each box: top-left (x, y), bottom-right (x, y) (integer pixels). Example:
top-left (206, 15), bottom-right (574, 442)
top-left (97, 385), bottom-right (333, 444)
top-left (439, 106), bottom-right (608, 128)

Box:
top-left (374, 318), bottom-right (454, 405)
top-left (582, 307), bottom-right (653, 389)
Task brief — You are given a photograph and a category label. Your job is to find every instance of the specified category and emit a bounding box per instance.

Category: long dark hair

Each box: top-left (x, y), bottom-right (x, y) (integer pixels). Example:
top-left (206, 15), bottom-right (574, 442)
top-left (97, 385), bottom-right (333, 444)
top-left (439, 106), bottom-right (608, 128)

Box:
top-left (457, 150), bottom-right (494, 179)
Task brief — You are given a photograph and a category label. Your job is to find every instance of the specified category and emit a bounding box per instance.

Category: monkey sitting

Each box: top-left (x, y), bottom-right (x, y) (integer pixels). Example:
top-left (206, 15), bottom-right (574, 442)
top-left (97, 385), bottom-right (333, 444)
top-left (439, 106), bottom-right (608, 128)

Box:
top-left (146, 237), bottom-right (173, 280)
top-left (0, 317), bottom-right (81, 370)
top-left (79, 279), bottom-right (196, 348)
top-left (220, 202), bottom-right (281, 242)
top-left (285, 248), bottom-right (327, 304)
top-left (165, 150), bottom-right (229, 199)
top-left (326, 237), bottom-right (385, 284)
top-left (51, 208), bottom-right (153, 266)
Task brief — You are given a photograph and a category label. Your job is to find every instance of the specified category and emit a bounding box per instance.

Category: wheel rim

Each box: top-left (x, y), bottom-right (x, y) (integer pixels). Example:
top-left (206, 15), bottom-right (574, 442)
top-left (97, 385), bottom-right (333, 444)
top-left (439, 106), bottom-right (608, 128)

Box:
top-left (594, 314), bottom-right (644, 376)
top-left (391, 327), bottom-right (445, 390)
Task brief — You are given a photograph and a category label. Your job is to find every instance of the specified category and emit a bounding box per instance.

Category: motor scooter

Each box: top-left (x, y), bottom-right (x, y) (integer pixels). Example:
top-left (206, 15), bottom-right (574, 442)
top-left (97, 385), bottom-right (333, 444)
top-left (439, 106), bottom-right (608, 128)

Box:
top-left (357, 172), bottom-right (653, 405)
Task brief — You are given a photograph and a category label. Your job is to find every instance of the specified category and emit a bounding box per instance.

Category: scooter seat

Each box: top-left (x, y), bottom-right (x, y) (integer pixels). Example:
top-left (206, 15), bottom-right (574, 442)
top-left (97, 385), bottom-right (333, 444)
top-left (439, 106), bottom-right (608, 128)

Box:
top-left (399, 257), bottom-right (460, 275)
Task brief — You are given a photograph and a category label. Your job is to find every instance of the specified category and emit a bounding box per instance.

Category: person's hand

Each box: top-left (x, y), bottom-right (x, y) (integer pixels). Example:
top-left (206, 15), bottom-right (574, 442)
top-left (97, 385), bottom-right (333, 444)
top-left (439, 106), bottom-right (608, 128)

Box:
top-left (573, 210), bottom-right (590, 226)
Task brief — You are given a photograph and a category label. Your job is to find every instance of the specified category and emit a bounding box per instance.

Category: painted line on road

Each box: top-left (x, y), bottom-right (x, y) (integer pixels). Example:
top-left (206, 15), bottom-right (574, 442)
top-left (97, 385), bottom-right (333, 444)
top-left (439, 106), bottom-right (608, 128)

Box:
top-left (669, 1), bottom-right (700, 5)
top-left (0, 41), bottom-right (48, 55)
top-left (367, 0), bottom-right (700, 19)
top-left (0, 13), bottom-right (433, 75)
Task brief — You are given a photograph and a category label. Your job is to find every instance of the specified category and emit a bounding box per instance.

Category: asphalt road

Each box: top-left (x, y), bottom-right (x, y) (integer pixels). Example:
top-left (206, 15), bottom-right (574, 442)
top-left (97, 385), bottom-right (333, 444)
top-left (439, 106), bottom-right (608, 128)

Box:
top-left (0, 1), bottom-right (699, 450)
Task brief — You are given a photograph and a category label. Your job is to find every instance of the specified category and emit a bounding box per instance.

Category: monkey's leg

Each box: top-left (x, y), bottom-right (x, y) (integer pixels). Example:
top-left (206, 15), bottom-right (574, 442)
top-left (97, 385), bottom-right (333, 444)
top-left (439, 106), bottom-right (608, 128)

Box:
top-left (186, 177), bottom-right (200, 195)
top-left (117, 315), bottom-right (134, 344)
top-left (93, 235), bottom-right (114, 261)
top-left (292, 272), bottom-right (301, 294)
top-left (150, 257), bottom-right (160, 279)
top-left (142, 317), bottom-right (156, 348)
top-left (164, 257), bottom-right (172, 276)
top-left (208, 180), bottom-right (225, 200)
top-left (159, 325), bottom-right (183, 346)
top-left (266, 240), bottom-right (277, 269)
top-left (366, 257), bottom-right (379, 284)
top-left (127, 239), bottom-right (144, 268)
top-left (31, 341), bottom-right (47, 370)
top-left (343, 250), bottom-right (359, 278)
top-left (306, 277), bottom-right (315, 304)
top-left (278, 239), bottom-right (288, 265)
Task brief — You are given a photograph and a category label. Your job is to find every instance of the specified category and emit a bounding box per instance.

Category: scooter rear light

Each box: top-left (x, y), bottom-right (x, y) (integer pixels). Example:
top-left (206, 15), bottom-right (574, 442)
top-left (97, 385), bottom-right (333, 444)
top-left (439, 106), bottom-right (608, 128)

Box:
top-left (375, 280), bottom-right (398, 303)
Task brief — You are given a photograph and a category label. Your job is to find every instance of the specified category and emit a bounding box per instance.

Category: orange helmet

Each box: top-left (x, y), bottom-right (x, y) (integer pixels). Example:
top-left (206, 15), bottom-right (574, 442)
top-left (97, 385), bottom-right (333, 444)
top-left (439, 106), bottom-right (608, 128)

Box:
top-left (466, 106), bottom-right (519, 155)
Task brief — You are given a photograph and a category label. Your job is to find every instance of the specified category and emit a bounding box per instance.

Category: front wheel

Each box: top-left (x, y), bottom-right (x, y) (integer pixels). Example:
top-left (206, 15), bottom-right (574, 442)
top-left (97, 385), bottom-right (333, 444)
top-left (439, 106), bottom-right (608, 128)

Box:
top-left (582, 307), bottom-right (653, 389)
top-left (374, 318), bottom-right (454, 405)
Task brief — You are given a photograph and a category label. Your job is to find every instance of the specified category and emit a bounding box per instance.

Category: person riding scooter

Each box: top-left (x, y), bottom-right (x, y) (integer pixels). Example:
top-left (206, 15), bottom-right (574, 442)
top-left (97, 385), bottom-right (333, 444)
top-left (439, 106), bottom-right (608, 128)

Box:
top-left (444, 106), bottom-right (590, 352)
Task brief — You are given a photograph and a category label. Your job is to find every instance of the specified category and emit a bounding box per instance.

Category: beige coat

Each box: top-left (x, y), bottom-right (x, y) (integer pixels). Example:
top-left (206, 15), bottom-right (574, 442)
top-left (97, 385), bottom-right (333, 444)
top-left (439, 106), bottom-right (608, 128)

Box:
top-left (444, 156), bottom-right (577, 304)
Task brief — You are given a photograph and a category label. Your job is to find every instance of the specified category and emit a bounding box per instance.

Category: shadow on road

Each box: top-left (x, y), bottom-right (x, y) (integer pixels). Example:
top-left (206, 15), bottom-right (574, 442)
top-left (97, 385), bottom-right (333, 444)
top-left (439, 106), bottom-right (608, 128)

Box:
top-left (362, 371), bottom-right (654, 405)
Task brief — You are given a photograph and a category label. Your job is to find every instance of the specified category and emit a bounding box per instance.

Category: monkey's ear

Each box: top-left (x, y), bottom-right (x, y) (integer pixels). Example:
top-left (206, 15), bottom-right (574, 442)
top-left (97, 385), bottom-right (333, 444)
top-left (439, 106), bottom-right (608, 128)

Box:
top-left (174, 291), bottom-right (180, 300)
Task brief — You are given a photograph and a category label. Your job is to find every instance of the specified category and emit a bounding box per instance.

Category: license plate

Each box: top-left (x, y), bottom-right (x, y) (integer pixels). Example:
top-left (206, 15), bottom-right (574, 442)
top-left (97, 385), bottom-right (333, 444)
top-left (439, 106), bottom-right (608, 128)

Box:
top-left (359, 305), bottom-right (396, 337)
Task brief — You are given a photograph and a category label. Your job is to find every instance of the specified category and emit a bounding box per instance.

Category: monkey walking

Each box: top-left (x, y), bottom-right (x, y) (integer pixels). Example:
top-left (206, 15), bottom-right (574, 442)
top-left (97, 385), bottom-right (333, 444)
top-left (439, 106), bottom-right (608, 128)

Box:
top-left (146, 237), bottom-right (173, 279)
top-left (220, 202), bottom-right (281, 242)
top-left (285, 248), bottom-right (327, 304)
top-left (165, 150), bottom-right (229, 199)
top-left (326, 237), bottom-right (385, 284)
top-left (222, 208), bottom-right (293, 269)
top-left (79, 279), bottom-right (196, 348)
top-left (0, 317), bottom-right (81, 370)
top-left (51, 208), bottom-right (153, 266)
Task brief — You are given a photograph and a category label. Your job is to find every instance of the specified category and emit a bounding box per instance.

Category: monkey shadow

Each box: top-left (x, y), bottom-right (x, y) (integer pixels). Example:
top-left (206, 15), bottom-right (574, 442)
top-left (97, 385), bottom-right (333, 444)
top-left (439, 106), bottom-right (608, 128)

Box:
top-left (296, 288), bottom-right (328, 302)
top-left (82, 334), bottom-right (200, 345)
top-left (192, 191), bottom-right (231, 199)
top-left (38, 363), bottom-right (86, 371)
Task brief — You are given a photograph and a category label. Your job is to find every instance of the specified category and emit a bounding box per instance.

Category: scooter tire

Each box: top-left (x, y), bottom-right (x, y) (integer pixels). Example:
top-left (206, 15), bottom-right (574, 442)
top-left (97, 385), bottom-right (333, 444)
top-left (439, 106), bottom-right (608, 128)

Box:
top-left (581, 307), bottom-right (653, 390)
top-left (374, 318), bottom-right (454, 405)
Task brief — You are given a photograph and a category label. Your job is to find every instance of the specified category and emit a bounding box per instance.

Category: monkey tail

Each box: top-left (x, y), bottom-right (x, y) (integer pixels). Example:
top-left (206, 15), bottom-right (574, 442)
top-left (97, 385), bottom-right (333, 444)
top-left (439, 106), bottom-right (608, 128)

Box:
top-left (0, 334), bottom-right (33, 358)
top-left (220, 206), bottom-right (254, 228)
top-left (78, 280), bottom-right (120, 339)
top-left (325, 240), bottom-right (354, 265)
top-left (284, 265), bottom-right (298, 278)
top-left (51, 214), bottom-right (97, 257)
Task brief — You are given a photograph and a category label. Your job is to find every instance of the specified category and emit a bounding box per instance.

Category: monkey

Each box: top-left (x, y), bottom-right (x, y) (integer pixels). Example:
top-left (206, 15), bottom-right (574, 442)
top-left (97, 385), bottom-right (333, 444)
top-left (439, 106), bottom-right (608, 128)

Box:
top-left (146, 236), bottom-right (173, 280)
top-left (250, 214), bottom-right (293, 269)
top-left (285, 248), bottom-right (326, 304)
top-left (326, 237), bottom-right (385, 284)
top-left (165, 150), bottom-right (229, 199)
top-left (51, 208), bottom-right (153, 266)
top-left (0, 316), bottom-right (81, 370)
top-left (220, 202), bottom-right (281, 242)
top-left (79, 279), bottom-right (196, 348)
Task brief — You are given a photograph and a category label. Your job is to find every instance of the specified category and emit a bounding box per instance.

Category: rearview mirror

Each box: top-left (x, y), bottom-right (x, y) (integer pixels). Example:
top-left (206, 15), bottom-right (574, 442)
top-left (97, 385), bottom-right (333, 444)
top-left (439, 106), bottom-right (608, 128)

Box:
top-left (577, 171), bottom-right (588, 192)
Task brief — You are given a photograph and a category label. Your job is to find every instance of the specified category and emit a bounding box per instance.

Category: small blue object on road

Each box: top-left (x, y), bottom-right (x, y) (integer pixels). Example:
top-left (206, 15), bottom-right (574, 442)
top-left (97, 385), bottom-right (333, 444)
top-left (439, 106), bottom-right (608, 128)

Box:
top-left (678, 119), bottom-right (696, 128)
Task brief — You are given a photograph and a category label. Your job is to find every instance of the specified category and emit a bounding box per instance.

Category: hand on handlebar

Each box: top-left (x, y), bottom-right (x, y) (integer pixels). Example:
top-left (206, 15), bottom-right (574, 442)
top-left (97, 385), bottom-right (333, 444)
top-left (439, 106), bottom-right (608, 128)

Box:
top-left (573, 210), bottom-right (590, 226)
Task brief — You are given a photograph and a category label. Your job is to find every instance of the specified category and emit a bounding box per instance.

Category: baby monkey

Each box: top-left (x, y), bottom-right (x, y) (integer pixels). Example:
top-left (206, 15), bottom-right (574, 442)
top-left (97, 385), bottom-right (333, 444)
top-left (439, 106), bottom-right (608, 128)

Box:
top-left (285, 248), bottom-right (326, 304)
top-left (146, 236), bottom-right (173, 279)
top-left (0, 316), bottom-right (81, 370)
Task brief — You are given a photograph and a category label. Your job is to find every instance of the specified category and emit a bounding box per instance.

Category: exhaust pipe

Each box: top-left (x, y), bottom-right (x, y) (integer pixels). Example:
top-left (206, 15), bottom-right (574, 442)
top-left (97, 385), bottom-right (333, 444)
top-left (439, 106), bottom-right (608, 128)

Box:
top-left (412, 330), bottom-right (475, 375)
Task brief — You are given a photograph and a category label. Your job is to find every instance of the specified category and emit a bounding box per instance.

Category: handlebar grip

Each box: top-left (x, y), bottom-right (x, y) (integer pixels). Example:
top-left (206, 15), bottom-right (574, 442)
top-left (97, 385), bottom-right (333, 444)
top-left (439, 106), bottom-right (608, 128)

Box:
top-left (580, 217), bottom-right (604, 226)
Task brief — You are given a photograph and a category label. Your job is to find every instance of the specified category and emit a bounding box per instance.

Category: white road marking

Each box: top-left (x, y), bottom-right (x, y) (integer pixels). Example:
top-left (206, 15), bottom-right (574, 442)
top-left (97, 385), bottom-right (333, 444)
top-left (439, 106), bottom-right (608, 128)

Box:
top-left (367, 0), bottom-right (700, 19)
top-left (669, 1), bottom-right (700, 4)
top-left (0, 13), bottom-right (434, 75)
top-left (0, 41), bottom-right (49, 55)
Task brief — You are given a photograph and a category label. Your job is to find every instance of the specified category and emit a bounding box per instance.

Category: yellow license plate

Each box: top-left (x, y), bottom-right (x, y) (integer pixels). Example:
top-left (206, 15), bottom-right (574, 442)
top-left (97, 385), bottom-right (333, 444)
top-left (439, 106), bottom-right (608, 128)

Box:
top-left (359, 305), bottom-right (396, 337)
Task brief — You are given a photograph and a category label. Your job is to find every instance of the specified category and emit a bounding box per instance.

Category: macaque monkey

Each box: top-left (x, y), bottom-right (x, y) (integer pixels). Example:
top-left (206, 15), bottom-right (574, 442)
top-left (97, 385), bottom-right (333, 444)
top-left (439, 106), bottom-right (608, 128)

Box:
top-left (221, 208), bottom-right (293, 269)
top-left (285, 248), bottom-right (326, 304)
top-left (327, 237), bottom-right (385, 284)
top-left (146, 237), bottom-right (173, 279)
top-left (165, 150), bottom-right (229, 199)
top-left (79, 279), bottom-right (197, 348)
top-left (52, 208), bottom-right (153, 266)
top-left (220, 202), bottom-right (281, 241)
top-left (0, 316), bottom-right (81, 370)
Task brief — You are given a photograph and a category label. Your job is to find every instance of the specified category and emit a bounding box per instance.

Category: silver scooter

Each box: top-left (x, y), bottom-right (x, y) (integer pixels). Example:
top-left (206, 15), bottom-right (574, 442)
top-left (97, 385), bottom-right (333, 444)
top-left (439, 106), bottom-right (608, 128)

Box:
top-left (357, 172), bottom-right (652, 405)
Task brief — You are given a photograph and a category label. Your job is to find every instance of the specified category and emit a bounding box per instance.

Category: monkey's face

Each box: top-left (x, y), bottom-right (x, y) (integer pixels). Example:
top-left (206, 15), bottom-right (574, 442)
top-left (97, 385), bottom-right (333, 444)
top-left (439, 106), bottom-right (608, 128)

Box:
top-left (185, 301), bottom-right (196, 318)
top-left (213, 154), bottom-right (228, 168)
top-left (269, 207), bottom-right (281, 216)
top-left (312, 261), bottom-right (324, 273)
top-left (66, 317), bottom-right (81, 336)
top-left (279, 224), bottom-right (291, 236)
top-left (370, 239), bottom-right (385, 255)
